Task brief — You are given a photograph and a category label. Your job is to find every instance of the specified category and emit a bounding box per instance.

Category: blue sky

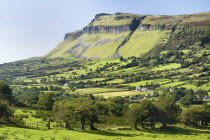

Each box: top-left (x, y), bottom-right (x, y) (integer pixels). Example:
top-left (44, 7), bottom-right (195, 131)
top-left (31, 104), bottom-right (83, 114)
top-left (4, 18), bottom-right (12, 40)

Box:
top-left (0, 0), bottom-right (209, 64)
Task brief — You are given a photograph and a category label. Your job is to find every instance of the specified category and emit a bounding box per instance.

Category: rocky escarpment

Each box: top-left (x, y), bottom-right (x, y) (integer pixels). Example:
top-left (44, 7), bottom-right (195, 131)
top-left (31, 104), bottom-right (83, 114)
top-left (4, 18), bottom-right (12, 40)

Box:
top-left (45, 11), bottom-right (210, 59)
top-left (138, 24), bottom-right (175, 30)
top-left (83, 25), bottom-right (131, 34)
top-left (64, 30), bottom-right (83, 41)
top-left (83, 13), bottom-right (146, 34)
top-left (137, 15), bottom-right (190, 31)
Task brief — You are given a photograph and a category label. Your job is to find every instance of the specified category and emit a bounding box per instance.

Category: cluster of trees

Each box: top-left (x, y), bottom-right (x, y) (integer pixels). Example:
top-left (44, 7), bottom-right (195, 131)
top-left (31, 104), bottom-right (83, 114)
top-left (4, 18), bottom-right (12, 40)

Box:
top-left (36, 96), bottom-right (127, 130)
top-left (0, 81), bottom-right (13, 121)
top-left (181, 105), bottom-right (210, 127)
top-left (166, 88), bottom-right (208, 106)
top-left (34, 93), bottom-right (210, 130)
top-left (127, 95), bottom-right (181, 129)
top-left (1, 79), bottom-right (210, 131)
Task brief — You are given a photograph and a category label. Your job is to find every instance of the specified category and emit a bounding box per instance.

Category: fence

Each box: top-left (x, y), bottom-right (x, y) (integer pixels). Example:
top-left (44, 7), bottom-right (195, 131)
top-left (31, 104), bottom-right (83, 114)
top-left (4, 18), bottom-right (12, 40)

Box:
top-left (23, 120), bottom-right (65, 130)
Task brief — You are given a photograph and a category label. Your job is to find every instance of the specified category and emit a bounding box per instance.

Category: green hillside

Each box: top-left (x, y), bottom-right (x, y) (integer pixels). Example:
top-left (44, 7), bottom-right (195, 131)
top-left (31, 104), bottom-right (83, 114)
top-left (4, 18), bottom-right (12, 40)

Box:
top-left (45, 11), bottom-right (210, 59)
top-left (119, 30), bottom-right (170, 57)
top-left (1, 11), bottom-right (210, 140)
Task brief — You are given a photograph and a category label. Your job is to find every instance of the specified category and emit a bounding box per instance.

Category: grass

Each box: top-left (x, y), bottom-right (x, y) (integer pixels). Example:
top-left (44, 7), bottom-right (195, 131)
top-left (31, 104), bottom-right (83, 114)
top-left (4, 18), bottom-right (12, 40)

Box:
top-left (151, 63), bottom-right (181, 71)
top-left (0, 123), bottom-right (209, 140)
top-left (7, 108), bottom-right (210, 140)
top-left (162, 81), bottom-right (186, 87)
top-left (141, 15), bottom-right (187, 26)
top-left (107, 79), bottom-right (124, 84)
top-left (160, 50), bottom-right (191, 54)
top-left (45, 40), bottom-right (79, 58)
top-left (123, 79), bottom-right (170, 87)
top-left (71, 88), bottom-right (126, 95)
top-left (83, 32), bottom-right (130, 58)
top-left (179, 11), bottom-right (210, 26)
top-left (178, 84), bottom-right (198, 90)
top-left (94, 91), bottom-right (152, 98)
top-left (91, 13), bottom-right (143, 26)
top-left (119, 30), bottom-right (170, 58)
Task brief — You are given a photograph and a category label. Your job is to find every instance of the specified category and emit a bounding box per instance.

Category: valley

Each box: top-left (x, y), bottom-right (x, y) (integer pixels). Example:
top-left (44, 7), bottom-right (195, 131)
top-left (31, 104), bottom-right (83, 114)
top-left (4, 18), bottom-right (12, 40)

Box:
top-left (0, 11), bottom-right (210, 140)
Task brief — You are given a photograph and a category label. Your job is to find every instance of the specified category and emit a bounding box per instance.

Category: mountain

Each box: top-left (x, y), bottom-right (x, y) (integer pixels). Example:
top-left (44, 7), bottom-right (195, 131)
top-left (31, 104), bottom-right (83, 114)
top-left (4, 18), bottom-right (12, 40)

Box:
top-left (45, 11), bottom-right (210, 59)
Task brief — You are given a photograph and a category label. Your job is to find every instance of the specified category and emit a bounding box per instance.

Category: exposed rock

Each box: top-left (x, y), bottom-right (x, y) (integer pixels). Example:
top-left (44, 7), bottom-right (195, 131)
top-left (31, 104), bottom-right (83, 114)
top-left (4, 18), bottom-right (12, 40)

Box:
top-left (83, 25), bottom-right (131, 34)
top-left (83, 17), bottom-right (144, 34)
top-left (64, 30), bottom-right (83, 41)
top-left (115, 12), bottom-right (123, 15)
top-left (94, 39), bottom-right (113, 46)
top-left (139, 24), bottom-right (172, 31)
top-left (95, 13), bottom-right (111, 19)
top-left (45, 12), bottom-right (210, 59)
top-left (115, 16), bottom-right (131, 20)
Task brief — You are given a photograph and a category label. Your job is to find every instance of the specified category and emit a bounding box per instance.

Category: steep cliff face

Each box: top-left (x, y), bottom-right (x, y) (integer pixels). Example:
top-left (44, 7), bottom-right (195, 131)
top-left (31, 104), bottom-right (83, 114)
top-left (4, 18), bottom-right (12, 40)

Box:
top-left (45, 12), bottom-right (210, 59)
top-left (138, 15), bottom-right (188, 31)
top-left (64, 30), bottom-right (83, 41)
top-left (83, 13), bottom-right (146, 34)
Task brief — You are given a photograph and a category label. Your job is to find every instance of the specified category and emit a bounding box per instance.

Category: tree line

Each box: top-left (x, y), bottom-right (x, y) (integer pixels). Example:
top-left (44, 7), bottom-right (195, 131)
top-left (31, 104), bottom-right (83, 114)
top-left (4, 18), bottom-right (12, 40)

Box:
top-left (1, 80), bottom-right (210, 131)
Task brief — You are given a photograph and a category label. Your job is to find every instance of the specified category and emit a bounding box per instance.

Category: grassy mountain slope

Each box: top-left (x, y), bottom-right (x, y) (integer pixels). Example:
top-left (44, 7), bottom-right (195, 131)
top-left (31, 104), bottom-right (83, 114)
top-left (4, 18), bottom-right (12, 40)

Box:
top-left (45, 11), bottom-right (210, 59)
top-left (119, 30), bottom-right (170, 57)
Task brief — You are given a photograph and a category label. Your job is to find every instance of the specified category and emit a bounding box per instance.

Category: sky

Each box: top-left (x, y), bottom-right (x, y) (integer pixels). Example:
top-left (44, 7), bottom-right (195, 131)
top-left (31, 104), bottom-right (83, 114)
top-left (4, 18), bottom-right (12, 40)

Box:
top-left (0, 0), bottom-right (209, 64)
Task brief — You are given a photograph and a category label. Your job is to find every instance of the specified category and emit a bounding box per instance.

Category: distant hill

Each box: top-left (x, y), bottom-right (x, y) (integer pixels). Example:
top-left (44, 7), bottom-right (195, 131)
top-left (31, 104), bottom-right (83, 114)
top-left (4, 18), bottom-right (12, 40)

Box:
top-left (45, 11), bottom-right (210, 59)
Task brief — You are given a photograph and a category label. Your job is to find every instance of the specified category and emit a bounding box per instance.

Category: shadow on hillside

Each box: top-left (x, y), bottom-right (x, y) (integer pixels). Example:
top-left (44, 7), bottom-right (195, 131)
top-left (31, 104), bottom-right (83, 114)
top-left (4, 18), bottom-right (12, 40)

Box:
top-left (0, 122), bottom-right (32, 129)
top-left (73, 129), bottom-right (138, 137)
top-left (138, 126), bottom-right (210, 136)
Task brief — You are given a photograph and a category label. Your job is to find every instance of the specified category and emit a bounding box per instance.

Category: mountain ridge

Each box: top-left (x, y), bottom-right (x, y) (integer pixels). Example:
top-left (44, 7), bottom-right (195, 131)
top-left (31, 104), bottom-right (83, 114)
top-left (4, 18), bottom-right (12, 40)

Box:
top-left (45, 11), bottom-right (210, 59)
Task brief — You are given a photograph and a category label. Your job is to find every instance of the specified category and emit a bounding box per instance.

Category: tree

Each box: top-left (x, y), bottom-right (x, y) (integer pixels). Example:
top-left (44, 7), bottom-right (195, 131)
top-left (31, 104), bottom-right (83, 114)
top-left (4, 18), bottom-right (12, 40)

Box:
top-left (74, 99), bottom-right (92, 130)
top-left (37, 92), bottom-right (54, 110)
top-left (0, 100), bottom-right (13, 121)
top-left (120, 56), bottom-right (124, 61)
top-left (181, 105), bottom-right (210, 127)
top-left (53, 101), bottom-right (77, 129)
top-left (53, 98), bottom-right (100, 130)
top-left (88, 104), bottom-right (99, 130)
top-left (180, 95), bottom-right (193, 107)
top-left (0, 80), bottom-right (13, 103)
top-left (138, 99), bottom-right (158, 129)
top-left (126, 100), bottom-right (158, 129)
top-left (156, 95), bottom-right (181, 128)
top-left (126, 103), bottom-right (141, 129)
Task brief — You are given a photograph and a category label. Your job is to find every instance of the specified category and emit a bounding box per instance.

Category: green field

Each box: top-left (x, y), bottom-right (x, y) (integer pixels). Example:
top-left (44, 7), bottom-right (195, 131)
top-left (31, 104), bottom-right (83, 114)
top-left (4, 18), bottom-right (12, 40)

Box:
top-left (71, 88), bottom-right (126, 95)
top-left (162, 81), bottom-right (186, 87)
top-left (123, 79), bottom-right (170, 87)
top-left (94, 91), bottom-right (151, 98)
top-left (0, 124), bottom-right (209, 140)
top-left (107, 79), bottom-right (124, 84)
top-left (151, 63), bottom-right (181, 71)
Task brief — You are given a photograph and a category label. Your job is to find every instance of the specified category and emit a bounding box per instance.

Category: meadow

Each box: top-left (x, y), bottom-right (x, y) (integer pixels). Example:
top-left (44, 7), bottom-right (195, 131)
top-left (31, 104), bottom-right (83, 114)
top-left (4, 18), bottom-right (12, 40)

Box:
top-left (93, 90), bottom-right (151, 98)
top-left (0, 123), bottom-right (210, 140)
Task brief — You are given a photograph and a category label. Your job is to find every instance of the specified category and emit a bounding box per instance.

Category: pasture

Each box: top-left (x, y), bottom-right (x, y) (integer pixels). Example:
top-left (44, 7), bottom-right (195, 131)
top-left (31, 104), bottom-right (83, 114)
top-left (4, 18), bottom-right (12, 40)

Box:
top-left (0, 124), bottom-right (209, 140)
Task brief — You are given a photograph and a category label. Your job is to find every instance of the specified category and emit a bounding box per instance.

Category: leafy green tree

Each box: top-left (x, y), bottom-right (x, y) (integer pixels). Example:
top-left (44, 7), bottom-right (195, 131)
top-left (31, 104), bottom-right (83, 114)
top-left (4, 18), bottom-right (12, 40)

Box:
top-left (0, 100), bottom-right (13, 121)
top-left (74, 99), bottom-right (92, 130)
top-left (181, 105), bottom-right (210, 127)
top-left (125, 103), bottom-right (141, 129)
top-left (156, 95), bottom-right (181, 128)
top-left (54, 98), bottom-right (100, 130)
top-left (0, 80), bottom-right (13, 103)
top-left (126, 100), bottom-right (158, 129)
top-left (53, 101), bottom-right (77, 129)
top-left (120, 56), bottom-right (124, 61)
top-left (138, 99), bottom-right (158, 129)
top-left (37, 92), bottom-right (54, 110)
top-left (88, 104), bottom-right (99, 130)
top-left (180, 95), bottom-right (193, 107)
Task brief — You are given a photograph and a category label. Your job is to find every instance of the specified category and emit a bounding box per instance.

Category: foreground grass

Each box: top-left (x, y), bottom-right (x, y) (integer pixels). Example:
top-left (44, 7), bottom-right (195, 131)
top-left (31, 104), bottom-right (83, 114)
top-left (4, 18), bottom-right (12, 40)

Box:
top-left (0, 124), bottom-right (210, 140)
